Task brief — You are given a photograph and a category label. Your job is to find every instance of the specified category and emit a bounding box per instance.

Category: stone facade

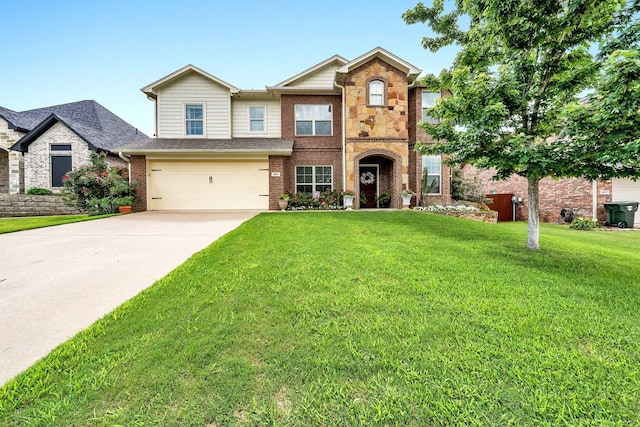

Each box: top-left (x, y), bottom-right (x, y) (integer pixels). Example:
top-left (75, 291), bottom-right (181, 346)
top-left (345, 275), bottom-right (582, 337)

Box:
top-left (342, 59), bottom-right (412, 208)
top-left (0, 194), bottom-right (82, 217)
top-left (0, 118), bottom-right (25, 194)
top-left (345, 59), bottom-right (409, 139)
top-left (464, 165), bottom-right (613, 222)
top-left (23, 122), bottom-right (126, 192)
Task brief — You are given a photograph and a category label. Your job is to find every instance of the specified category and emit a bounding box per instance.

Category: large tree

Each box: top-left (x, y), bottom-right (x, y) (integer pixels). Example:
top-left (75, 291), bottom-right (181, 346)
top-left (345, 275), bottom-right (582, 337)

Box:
top-left (404, 0), bottom-right (640, 250)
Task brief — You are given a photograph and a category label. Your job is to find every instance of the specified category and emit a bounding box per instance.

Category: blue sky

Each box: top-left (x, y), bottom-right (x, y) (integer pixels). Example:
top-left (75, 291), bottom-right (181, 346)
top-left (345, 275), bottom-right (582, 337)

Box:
top-left (2, 0), bottom-right (460, 136)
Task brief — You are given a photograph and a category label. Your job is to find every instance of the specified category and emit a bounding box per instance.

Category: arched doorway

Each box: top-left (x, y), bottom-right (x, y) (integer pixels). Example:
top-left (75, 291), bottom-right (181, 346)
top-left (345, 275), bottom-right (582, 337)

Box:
top-left (353, 150), bottom-right (402, 209)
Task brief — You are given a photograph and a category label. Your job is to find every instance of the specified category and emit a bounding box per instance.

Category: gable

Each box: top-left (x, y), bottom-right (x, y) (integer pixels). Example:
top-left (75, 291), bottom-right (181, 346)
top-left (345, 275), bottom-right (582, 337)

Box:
top-left (269, 55), bottom-right (348, 92)
top-left (280, 60), bottom-right (344, 90)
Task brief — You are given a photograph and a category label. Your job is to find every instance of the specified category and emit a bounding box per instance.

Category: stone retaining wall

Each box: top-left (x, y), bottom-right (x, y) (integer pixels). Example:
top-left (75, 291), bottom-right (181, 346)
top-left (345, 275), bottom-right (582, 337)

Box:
top-left (0, 194), bottom-right (83, 217)
top-left (424, 210), bottom-right (498, 224)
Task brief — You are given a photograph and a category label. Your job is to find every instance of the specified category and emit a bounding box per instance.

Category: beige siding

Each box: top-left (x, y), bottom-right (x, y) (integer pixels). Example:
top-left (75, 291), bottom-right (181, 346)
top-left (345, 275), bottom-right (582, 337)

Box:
top-left (231, 99), bottom-right (281, 138)
top-left (285, 65), bottom-right (339, 89)
top-left (156, 71), bottom-right (231, 138)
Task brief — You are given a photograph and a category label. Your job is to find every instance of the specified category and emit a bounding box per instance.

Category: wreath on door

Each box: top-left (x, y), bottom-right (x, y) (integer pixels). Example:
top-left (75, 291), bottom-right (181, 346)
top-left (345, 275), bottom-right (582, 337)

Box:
top-left (360, 171), bottom-right (375, 185)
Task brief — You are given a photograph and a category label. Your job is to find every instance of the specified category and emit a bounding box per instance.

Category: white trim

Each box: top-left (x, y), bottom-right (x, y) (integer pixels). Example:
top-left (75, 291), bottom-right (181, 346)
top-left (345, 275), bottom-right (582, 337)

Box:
top-left (184, 103), bottom-right (206, 138)
top-left (248, 105), bottom-right (267, 133)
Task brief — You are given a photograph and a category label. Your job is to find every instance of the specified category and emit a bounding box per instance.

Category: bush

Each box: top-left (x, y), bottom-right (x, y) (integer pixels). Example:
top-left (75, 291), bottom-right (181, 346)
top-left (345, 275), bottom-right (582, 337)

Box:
top-left (26, 187), bottom-right (53, 195)
top-left (62, 152), bottom-right (137, 214)
top-left (570, 217), bottom-right (601, 230)
top-left (451, 167), bottom-right (489, 203)
top-left (287, 190), bottom-right (343, 210)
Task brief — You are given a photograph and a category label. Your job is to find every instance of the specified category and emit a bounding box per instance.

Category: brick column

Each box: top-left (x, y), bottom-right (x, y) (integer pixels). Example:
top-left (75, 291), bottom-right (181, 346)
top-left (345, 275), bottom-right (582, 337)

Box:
top-left (130, 155), bottom-right (147, 212)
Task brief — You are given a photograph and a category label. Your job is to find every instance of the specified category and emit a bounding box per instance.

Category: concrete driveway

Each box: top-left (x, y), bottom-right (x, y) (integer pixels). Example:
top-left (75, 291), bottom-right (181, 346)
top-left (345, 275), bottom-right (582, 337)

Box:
top-left (0, 211), bottom-right (259, 386)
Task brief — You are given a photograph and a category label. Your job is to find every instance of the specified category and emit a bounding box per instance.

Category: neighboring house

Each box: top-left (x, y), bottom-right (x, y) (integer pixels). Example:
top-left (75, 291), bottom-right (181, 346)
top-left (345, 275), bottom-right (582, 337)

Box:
top-left (118, 47), bottom-right (451, 211)
top-left (0, 100), bottom-right (148, 193)
top-left (462, 166), bottom-right (640, 227)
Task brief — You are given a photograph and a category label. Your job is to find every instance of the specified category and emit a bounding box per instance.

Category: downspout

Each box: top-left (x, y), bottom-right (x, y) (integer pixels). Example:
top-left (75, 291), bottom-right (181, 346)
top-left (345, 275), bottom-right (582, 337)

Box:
top-left (592, 180), bottom-right (598, 221)
top-left (334, 81), bottom-right (346, 191)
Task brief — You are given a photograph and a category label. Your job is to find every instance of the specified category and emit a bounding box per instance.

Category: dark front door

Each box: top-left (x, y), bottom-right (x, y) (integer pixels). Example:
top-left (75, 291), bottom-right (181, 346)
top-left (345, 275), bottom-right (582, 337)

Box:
top-left (359, 165), bottom-right (378, 208)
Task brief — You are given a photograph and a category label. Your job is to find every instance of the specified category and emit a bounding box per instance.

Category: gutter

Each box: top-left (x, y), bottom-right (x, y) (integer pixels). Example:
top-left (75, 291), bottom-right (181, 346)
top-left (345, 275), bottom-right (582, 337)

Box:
top-left (334, 81), bottom-right (346, 191)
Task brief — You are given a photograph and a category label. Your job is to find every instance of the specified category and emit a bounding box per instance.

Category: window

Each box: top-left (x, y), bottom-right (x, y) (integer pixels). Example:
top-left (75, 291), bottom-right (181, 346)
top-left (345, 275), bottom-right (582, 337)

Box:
top-left (249, 106), bottom-right (265, 132)
top-left (422, 155), bottom-right (441, 194)
top-left (295, 166), bottom-right (332, 193)
top-left (51, 155), bottom-right (72, 188)
top-left (369, 80), bottom-right (384, 105)
top-left (295, 105), bottom-right (332, 136)
top-left (50, 144), bottom-right (71, 151)
top-left (422, 91), bottom-right (441, 124)
top-left (185, 104), bottom-right (204, 135)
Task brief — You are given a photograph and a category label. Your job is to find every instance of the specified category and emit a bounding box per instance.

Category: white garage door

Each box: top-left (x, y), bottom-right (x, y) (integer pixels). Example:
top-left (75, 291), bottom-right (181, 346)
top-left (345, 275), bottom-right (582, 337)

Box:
top-left (612, 178), bottom-right (640, 227)
top-left (148, 159), bottom-right (269, 210)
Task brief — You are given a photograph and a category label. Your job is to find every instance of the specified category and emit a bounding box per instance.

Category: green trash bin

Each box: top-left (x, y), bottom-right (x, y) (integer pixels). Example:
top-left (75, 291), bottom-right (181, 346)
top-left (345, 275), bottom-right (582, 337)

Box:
top-left (603, 201), bottom-right (639, 228)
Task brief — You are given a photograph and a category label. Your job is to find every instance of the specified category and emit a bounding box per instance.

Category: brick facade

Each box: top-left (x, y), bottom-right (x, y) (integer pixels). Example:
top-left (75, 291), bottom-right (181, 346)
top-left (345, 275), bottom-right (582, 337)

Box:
top-left (280, 94), bottom-right (344, 195)
top-left (408, 87), bottom-right (452, 206)
top-left (130, 155), bottom-right (147, 212)
top-left (464, 165), bottom-right (613, 222)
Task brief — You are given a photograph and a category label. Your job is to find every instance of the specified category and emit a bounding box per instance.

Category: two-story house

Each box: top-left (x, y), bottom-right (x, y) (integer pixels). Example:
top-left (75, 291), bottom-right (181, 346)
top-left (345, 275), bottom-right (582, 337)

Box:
top-left (118, 47), bottom-right (452, 211)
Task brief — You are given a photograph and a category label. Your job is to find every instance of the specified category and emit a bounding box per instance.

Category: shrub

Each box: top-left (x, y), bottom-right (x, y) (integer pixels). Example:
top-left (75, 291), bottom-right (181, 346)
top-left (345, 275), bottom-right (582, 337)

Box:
top-left (451, 167), bottom-right (489, 203)
top-left (62, 152), bottom-right (137, 214)
top-left (287, 190), bottom-right (343, 210)
top-left (570, 217), bottom-right (601, 230)
top-left (26, 187), bottom-right (53, 195)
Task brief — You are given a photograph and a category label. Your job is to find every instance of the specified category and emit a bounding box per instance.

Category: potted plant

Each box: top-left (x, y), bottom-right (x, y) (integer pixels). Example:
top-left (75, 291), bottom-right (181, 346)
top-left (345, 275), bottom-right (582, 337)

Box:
top-left (401, 189), bottom-right (415, 209)
top-left (115, 196), bottom-right (134, 214)
top-left (278, 193), bottom-right (290, 211)
top-left (342, 190), bottom-right (355, 210)
top-left (375, 192), bottom-right (391, 208)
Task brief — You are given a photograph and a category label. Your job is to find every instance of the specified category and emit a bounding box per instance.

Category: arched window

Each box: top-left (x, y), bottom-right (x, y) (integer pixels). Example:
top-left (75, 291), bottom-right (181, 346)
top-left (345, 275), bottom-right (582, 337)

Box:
top-left (369, 80), bottom-right (384, 106)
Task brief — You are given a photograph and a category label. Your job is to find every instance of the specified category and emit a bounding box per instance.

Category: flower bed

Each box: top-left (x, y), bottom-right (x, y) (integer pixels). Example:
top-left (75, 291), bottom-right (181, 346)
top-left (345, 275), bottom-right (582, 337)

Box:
top-left (413, 205), bottom-right (498, 223)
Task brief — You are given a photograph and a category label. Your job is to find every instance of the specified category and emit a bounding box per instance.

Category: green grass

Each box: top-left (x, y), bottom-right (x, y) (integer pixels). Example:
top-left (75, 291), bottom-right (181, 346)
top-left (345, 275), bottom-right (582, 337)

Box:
top-left (0, 214), bottom-right (116, 234)
top-left (1, 211), bottom-right (639, 426)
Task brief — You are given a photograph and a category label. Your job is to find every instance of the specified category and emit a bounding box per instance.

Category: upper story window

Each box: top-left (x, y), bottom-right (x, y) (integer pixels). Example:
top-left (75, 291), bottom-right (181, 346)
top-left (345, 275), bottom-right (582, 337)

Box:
top-left (249, 106), bottom-right (265, 132)
top-left (295, 105), bottom-right (332, 136)
top-left (185, 104), bottom-right (204, 136)
top-left (369, 80), bottom-right (384, 106)
top-left (422, 91), bottom-right (440, 124)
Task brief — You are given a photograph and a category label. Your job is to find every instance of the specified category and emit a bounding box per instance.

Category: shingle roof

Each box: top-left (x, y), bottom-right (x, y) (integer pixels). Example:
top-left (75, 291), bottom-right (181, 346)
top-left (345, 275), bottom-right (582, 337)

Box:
top-left (5, 100), bottom-right (148, 152)
top-left (116, 138), bottom-right (294, 155)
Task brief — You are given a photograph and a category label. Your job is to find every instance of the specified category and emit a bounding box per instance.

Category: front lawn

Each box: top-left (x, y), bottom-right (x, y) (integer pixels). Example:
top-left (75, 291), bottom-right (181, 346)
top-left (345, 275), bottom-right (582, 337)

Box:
top-left (1, 212), bottom-right (639, 426)
top-left (0, 214), bottom-right (115, 234)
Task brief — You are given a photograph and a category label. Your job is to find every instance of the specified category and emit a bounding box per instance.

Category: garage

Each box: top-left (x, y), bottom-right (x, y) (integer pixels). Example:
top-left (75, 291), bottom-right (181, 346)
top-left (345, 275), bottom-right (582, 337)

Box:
top-left (612, 178), bottom-right (640, 227)
top-left (148, 159), bottom-right (269, 210)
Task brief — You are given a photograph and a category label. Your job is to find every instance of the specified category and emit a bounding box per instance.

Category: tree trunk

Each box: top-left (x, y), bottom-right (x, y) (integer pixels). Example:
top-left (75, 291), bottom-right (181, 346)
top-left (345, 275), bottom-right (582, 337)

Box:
top-left (527, 177), bottom-right (541, 250)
